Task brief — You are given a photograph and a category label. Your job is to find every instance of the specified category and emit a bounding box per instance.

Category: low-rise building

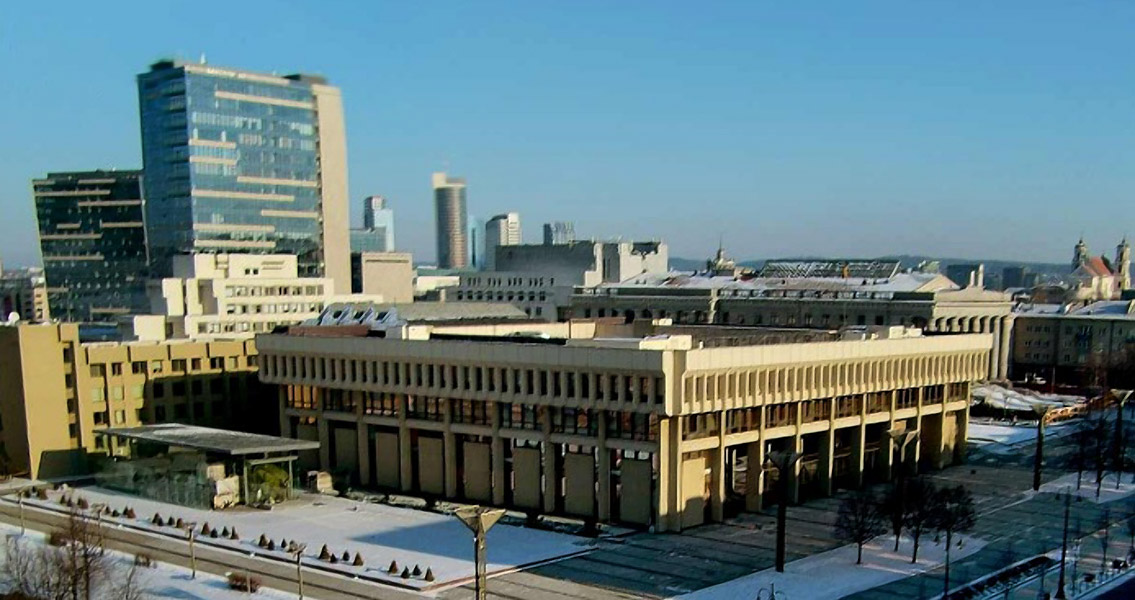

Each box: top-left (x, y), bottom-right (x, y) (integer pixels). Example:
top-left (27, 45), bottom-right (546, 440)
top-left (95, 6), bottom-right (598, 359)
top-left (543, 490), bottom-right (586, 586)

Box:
top-left (0, 267), bottom-right (49, 323)
top-left (351, 252), bottom-right (413, 302)
top-left (0, 323), bottom-right (266, 479)
top-left (1012, 300), bottom-right (1135, 387)
top-left (257, 312), bottom-right (987, 532)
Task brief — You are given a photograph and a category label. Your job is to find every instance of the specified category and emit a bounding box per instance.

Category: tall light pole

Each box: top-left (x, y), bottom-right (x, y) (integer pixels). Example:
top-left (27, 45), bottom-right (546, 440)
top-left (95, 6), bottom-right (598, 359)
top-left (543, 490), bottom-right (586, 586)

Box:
top-left (764, 450), bottom-right (803, 573)
top-left (456, 506), bottom-right (506, 600)
top-left (886, 429), bottom-right (919, 551)
top-left (1055, 492), bottom-right (1071, 599)
top-left (183, 521), bottom-right (198, 579)
top-left (1033, 405), bottom-right (1053, 491)
top-left (288, 542), bottom-right (307, 599)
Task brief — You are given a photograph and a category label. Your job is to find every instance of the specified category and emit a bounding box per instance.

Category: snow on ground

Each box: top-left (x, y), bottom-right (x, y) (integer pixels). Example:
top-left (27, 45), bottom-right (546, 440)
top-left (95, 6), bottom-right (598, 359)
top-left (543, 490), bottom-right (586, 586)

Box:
top-left (0, 522), bottom-right (297, 600)
top-left (1039, 472), bottom-right (1135, 503)
top-left (672, 533), bottom-right (987, 600)
top-left (23, 486), bottom-right (591, 590)
top-left (968, 420), bottom-right (1078, 453)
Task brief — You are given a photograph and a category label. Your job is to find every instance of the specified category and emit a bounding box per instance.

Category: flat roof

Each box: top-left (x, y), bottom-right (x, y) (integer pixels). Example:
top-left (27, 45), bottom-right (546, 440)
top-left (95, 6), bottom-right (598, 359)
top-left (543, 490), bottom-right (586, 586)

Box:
top-left (97, 424), bottom-right (318, 456)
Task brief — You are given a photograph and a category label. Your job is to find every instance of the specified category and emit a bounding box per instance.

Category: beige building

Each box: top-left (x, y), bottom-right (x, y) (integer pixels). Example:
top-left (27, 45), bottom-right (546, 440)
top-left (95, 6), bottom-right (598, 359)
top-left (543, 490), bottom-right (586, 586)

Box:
top-left (140, 254), bottom-right (381, 339)
top-left (0, 323), bottom-right (264, 479)
top-left (0, 268), bottom-right (49, 323)
top-left (257, 315), bottom-right (987, 532)
top-left (1012, 300), bottom-right (1135, 386)
top-left (573, 263), bottom-right (1014, 380)
top-left (351, 252), bottom-right (413, 303)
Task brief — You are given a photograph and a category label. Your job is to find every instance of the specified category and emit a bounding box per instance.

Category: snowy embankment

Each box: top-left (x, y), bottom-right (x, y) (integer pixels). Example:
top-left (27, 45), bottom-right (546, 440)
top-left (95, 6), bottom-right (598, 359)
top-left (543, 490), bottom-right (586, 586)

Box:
top-left (672, 533), bottom-right (986, 600)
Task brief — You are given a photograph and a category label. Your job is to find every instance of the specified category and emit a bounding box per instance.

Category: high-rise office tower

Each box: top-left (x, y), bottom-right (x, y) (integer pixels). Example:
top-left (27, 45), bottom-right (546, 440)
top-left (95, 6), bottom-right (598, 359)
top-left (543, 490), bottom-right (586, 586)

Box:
top-left (484, 212), bottom-right (521, 271)
top-left (32, 170), bottom-right (150, 321)
top-left (432, 172), bottom-right (468, 269)
top-left (353, 195), bottom-right (394, 252)
top-left (137, 59), bottom-right (351, 293)
top-left (543, 221), bottom-right (575, 245)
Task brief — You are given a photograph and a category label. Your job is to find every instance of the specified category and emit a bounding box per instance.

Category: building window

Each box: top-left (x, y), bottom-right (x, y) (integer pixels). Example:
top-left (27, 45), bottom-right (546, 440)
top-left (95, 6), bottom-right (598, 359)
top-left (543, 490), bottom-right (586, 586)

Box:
top-left (210, 357), bottom-right (224, 369)
top-left (172, 381), bottom-right (186, 396)
top-left (132, 361), bottom-right (146, 374)
top-left (155, 406), bottom-right (166, 421)
top-left (150, 360), bottom-right (163, 374)
top-left (90, 364), bottom-right (105, 378)
top-left (111, 363), bottom-right (123, 376)
top-left (174, 404), bottom-right (187, 419)
top-left (191, 358), bottom-right (202, 370)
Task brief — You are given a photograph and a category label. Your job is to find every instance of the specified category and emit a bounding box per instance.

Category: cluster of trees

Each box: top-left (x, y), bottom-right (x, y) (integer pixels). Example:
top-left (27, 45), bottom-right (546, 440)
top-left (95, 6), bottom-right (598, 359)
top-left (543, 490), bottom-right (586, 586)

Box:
top-left (1067, 403), bottom-right (1134, 498)
top-left (0, 509), bottom-right (147, 600)
top-left (834, 478), bottom-right (976, 568)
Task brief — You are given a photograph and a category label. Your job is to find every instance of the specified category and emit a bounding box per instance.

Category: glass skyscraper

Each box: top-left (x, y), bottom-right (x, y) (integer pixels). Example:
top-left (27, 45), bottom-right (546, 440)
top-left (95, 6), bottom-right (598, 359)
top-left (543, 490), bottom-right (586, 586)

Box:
top-left (432, 172), bottom-right (468, 269)
top-left (32, 170), bottom-right (150, 321)
top-left (137, 60), bottom-right (351, 292)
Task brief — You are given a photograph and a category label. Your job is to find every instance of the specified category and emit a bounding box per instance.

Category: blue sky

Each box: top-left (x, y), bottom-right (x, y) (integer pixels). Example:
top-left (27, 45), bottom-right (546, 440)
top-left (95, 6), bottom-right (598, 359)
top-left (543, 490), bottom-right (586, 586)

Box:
top-left (2, 1), bottom-right (1133, 267)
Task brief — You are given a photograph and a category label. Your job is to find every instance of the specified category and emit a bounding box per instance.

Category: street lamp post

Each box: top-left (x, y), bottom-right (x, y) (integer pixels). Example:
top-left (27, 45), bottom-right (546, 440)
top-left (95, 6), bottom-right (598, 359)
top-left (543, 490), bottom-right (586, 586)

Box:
top-left (1033, 405), bottom-right (1053, 491)
top-left (456, 506), bottom-right (506, 600)
top-left (885, 429), bottom-right (919, 551)
top-left (183, 521), bottom-right (198, 579)
top-left (1055, 492), bottom-right (1071, 599)
top-left (287, 542), bottom-right (307, 599)
top-left (764, 450), bottom-right (803, 573)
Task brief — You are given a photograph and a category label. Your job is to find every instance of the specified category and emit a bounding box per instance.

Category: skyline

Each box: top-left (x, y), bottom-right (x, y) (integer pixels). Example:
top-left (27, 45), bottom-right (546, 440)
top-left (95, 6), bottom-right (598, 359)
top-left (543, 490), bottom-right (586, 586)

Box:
top-left (3, 2), bottom-right (1135, 268)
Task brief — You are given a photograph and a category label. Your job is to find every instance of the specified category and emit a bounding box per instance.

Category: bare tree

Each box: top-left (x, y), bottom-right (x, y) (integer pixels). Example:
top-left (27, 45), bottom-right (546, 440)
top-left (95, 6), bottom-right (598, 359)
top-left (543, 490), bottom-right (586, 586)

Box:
top-left (0, 508), bottom-right (148, 600)
top-left (1087, 411), bottom-right (1112, 499)
top-left (930, 485), bottom-right (977, 600)
top-left (833, 489), bottom-right (888, 564)
top-left (880, 480), bottom-right (906, 552)
top-left (903, 477), bottom-right (938, 563)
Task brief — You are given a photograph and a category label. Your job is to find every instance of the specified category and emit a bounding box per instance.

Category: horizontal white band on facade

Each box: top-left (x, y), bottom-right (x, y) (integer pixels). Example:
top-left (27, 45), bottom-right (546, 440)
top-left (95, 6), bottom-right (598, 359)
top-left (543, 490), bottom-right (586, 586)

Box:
top-left (193, 189), bottom-right (294, 202)
top-left (260, 209), bottom-right (319, 219)
top-left (193, 223), bottom-right (276, 234)
top-left (77, 200), bottom-right (143, 208)
top-left (55, 223), bottom-right (81, 229)
top-left (90, 307), bottom-right (132, 315)
top-left (76, 179), bottom-right (117, 185)
top-left (189, 138), bottom-right (237, 149)
top-left (183, 64), bottom-right (295, 87)
top-left (35, 189), bottom-right (112, 197)
top-left (100, 221), bottom-right (145, 228)
top-left (189, 155), bottom-right (238, 165)
top-left (43, 255), bottom-right (104, 261)
top-left (236, 176), bottom-right (318, 188)
top-left (214, 90), bottom-right (314, 110)
top-left (40, 233), bottom-right (102, 240)
top-left (193, 239), bottom-right (277, 250)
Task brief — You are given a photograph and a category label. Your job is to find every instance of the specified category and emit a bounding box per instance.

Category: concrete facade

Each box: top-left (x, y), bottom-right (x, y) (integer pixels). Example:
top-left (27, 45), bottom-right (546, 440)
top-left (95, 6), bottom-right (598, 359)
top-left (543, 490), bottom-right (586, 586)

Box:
top-left (0, 269), bottom-right (49, 323)
top-left (1012, 300), bottom-right (1135, 385)
top-left (256, 322), bottom-right (987, 532)
top-left (0, 323), bottom-right (265, 479)
top-left (433, 173), bottom-right (468, 269)
top-left (352, 252), bottom-right (413, 303)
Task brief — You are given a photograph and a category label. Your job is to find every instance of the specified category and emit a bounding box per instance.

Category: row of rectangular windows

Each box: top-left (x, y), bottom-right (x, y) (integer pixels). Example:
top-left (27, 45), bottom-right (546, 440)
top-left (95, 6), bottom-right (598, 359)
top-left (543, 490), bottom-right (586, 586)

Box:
top-left (88, 355), bottom-right (257, 377)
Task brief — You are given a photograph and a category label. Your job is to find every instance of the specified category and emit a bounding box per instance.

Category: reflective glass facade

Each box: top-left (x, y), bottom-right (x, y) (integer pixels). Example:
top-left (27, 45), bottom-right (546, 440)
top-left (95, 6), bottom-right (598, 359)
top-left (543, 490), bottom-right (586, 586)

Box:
top-left (33, 170), bottom-right (150, 321)
top-left (138, 61), bottom-right (329, 278)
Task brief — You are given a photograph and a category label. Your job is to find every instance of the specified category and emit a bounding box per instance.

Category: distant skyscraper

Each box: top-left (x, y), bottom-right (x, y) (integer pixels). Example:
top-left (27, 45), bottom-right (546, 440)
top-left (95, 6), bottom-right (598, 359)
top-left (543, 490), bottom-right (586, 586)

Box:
top-left (432, 172), bottom-right (468, 269)
top-left (351, 195), bottom-right (394, 253)
top-left (543, 221), bottom-right (575, 245)
top-left (484, 212), bottom-right (521, 271)
top-left (32, 170), bottom-right (150, 321)
top-left (137, 59), bottom-right (351, 292)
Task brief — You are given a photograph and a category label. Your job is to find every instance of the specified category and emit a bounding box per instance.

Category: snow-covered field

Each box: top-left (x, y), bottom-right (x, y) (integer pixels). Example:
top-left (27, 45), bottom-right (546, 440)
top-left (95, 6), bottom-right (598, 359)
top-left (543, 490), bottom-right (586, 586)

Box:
top-left (672, 533), bottom-right (987, 600)
top-left (1039, 471), bottom-right (1135, 503)
top-left (18, 486), bottom-right (591, 590)
top-left (967, 420), bottom-right (1078, 453)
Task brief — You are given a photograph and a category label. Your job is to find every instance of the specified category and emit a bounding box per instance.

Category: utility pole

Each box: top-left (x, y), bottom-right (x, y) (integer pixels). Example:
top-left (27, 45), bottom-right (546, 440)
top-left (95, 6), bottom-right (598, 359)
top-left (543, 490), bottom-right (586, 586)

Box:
top-left (1056, 492), bottom-right (1071, 599)
top-left (765, 450), bottom-right (803, 573)
top-left (288, 542), bottom-right (307, 599)
top-left (456, 506), bottom-right (506, 600)
top-left (183, 521), bottom-right (198, 579)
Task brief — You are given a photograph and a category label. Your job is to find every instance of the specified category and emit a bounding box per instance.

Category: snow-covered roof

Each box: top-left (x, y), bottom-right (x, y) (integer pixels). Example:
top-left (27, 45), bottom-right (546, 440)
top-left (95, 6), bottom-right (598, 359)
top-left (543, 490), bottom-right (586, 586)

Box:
top-left (1071, 300), bottom-right (1135, 316)
top-left (588, 270), bottom-right (956, 296)
top-left (97, 424), bottom-right (319, 455)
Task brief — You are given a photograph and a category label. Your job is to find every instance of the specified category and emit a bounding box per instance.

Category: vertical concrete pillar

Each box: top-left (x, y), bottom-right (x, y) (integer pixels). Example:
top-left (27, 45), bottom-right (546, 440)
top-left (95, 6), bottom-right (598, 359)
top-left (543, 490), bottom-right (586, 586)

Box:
top-left (818, 398), bottom-right (836, 496)
top-left (999, 317), bottom-right (1013, 380)
top-left (541, 407), bottom-right (558, 514)
top-left (657, 417), bottom-right (683, 532)
top-left (988, 317), bottom-right (1000, 380)
top-left (850, 394), bottom-right (867, 488)
top-left (790, 403), bottom-right (803, 504)
top-left (597, 411), bottom-right (612, 521)
top-left (277, 387), bottom-right (291, 438)
top-left (398, 395), bottom-right (413, 493)
top-left (912, 387), bottom-right (924, 469)
top-left (491, 403), bottom-right (506, 506)
top-left (745, 440), bottom-right (764, 512)
top-left (443, 400), bottom-right (458, 498)
top-left (710, 418), bottom-right (726, 523)
top-left (356, 418), bottom-right (371, 487)
top-left (317, 418), bottom-right (331, 471)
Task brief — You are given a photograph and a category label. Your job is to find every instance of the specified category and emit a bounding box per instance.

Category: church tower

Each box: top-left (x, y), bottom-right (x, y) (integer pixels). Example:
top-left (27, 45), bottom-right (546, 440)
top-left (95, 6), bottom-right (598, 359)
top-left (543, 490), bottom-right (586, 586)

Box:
top-left (1117, 238), bottom-right (1131, 290)
top-left (1073, 238), bottom-right (1089, 271)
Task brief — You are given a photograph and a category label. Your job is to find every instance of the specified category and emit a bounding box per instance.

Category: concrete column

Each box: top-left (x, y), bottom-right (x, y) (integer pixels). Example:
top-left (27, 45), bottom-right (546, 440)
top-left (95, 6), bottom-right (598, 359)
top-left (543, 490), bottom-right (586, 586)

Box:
top-left (277, 387), bottom-right (291, 438)
top-left (790, 403), bottom-right (803, 504)
top-left (443, 401), bottom-right (458, 497)
top-left (657, 417), bottom-right (683, 532)
top-left (987, 316), bottom-right (999, 379)
top-left (850, 394), bottom-right (868, 488)
top-left (817, 398), bottom-right (836, 496)
top-left (710, 417), bottom-right (726, 522)
top-left (955, 389), bottom-right (970, 464)
top-left (745, 440), bottom-right (764, 512)
top-left (317, 417), bottom-right (331, 471)
top-left (398, 396), bottom-right (413, 493)
top-left (597, 411), bottom-right (612, 521)
top-left (998, 317), bottom-right (1013, 380)
top-left (541, 407), bottom-right (558, 514)
top-left (491, 402), bottom-right (506, 506)
top-left (356, 419), bottom-right (371, 487)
